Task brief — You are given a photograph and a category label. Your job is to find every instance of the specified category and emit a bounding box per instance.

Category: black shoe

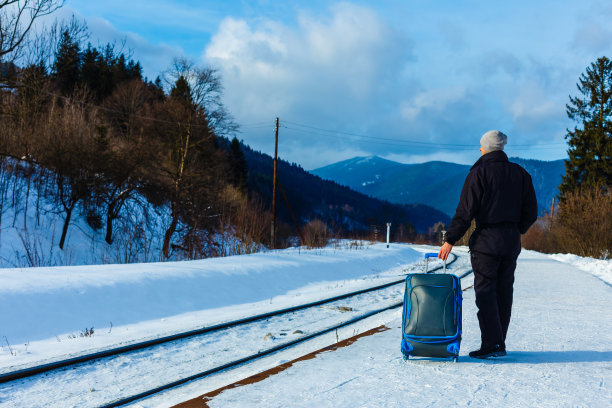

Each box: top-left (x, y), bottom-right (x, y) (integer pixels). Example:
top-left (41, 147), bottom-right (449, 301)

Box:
top-left (469, 344), bottom-right (507, 359)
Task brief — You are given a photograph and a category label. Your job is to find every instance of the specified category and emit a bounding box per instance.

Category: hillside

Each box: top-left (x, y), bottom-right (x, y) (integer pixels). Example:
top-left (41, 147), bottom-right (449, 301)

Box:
top-left (0, 146), bottom-right (450, 268)
top-left (238, 144), bottom-right (450, 233)
top-left (312, 156), bottom-right (565, 216)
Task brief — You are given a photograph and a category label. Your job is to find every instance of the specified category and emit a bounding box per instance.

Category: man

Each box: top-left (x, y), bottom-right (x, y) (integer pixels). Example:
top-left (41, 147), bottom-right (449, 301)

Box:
top-left (438, 130), bottom-right (537, 359)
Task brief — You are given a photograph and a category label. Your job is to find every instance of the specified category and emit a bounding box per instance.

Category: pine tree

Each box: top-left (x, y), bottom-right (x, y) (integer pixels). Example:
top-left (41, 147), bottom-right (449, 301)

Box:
top-left (80, 45), bottom-right (102, 100)
top-left (560, 56), bottom-right (612, 198)
top-left (229, 137), bottom-right (248, 192)
top-left (52, 30), bottom-right (81, 95)
top-left (170, 76), bottom-right (193, 107)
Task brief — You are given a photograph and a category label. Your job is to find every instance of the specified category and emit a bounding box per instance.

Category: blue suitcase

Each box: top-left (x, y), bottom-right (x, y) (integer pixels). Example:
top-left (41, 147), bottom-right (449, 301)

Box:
top-left (401, 253), bottom-right (462, 361)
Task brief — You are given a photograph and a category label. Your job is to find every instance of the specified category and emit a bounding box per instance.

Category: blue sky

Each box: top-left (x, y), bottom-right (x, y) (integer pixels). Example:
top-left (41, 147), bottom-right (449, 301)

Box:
top-left (57, 0), bottom-right (612, 169)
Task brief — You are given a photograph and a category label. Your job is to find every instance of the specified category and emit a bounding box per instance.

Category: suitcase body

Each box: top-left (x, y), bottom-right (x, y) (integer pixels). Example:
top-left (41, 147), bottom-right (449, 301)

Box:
top-left (401, 254), bottom-right (462, 361)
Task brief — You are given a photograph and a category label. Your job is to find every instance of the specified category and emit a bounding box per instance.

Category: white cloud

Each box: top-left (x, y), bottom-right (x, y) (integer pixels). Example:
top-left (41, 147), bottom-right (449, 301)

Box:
top-left (508, 84), bottom-right (560, 125)
top-left (204, 3), bottom-right (413, 127)
top-left (438, 20), bottom-right (466, 50)
top-left (399, 87), bottom-right (467, 121)
top-left (572, 22), bottom-right (612, 54)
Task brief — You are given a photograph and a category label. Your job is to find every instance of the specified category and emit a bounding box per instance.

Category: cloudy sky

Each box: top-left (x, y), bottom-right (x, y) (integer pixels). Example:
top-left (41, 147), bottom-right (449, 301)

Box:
top-left (57, 0), bottom-right (612, 169)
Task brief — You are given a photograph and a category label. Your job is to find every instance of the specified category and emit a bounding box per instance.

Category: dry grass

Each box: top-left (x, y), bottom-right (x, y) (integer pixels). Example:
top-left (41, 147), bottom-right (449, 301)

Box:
top-left (302, 219), bottom-right (330, 249)
top-left (522, 187), bottom-right (611, 259)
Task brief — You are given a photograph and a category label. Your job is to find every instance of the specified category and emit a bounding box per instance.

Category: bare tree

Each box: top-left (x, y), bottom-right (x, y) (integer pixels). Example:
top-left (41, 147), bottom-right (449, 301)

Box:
top-left (98, 79), bottom-right (154, 244)
top-left (0, 0), bottom-right (64, 62)
top-left (163, 57), bottom-right (238, 137)
top-left (151, 71), bottom-right (228, 259)
top-left (40, 92), bottom-right (98, 249)
top-left (21, 14), bottom-right (87, 69)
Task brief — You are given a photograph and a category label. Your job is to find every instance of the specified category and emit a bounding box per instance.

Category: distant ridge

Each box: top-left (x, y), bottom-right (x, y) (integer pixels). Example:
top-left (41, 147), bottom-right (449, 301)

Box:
top-left (311, 155), bottom-right (565, 217)
top-left (238, 147), bottom-right (450, 233)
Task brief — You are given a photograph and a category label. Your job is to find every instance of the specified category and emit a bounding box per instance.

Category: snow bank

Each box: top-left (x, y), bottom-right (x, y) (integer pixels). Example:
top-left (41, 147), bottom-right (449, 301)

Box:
top-left (549, 253), bottom-right (612, 285)
top-left (0, 243), bottom-right (421, 348)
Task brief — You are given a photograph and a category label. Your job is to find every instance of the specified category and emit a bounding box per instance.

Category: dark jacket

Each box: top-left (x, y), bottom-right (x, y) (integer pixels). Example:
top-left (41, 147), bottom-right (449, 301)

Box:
top-left (445, 150), bottom-right (538, 256)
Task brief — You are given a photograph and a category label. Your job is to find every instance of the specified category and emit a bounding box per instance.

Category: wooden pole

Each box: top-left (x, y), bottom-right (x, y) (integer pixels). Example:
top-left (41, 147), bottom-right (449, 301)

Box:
top-left (549, 197), bottom-right (555, 230)
top-left (271, 117), bottom-right (279, 248)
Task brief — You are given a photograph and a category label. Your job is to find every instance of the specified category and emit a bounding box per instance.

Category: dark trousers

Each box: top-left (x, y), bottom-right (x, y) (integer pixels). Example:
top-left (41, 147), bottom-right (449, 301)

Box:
top-left (470, 251), bottom-right (517, 346)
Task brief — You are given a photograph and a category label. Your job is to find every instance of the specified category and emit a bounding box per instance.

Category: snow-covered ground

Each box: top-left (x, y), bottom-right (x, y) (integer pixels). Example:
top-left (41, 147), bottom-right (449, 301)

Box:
top-left (0, 164), bottom-right (169, 268)
top-left (0, 242), bottom-right (423, 369)
top-left (549, 253), bottom-right (612, 286)
top-left (0, 244), bottom-right (610, 407)
top-left (0, 162), bottom-right (259, 269)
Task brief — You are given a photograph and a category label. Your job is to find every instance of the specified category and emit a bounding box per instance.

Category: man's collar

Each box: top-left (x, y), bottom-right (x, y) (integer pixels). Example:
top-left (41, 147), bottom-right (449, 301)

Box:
top-left (471, 150), bottom-right (508, 170)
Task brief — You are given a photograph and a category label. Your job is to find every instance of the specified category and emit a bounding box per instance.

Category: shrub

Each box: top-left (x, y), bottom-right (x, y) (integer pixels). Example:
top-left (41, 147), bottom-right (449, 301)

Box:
top-left (522, 187), bottom-right (611, 259)
top-left (551, 187), bottom-right (611, 259)
top-left (521, 217), bottom-right (555, 253)
top-left (86, 210), bottom-right (103, 230)
top-left (302, 219), bottom-right (330, 248)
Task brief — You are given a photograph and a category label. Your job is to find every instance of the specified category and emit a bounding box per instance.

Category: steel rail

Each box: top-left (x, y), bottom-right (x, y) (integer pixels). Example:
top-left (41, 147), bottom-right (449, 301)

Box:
top-left (0, 252), bottom-right (458, 385)
top-left (2, 253), bottom-right (466, 408)
top-left (99, 255), bottom-right (469, 408)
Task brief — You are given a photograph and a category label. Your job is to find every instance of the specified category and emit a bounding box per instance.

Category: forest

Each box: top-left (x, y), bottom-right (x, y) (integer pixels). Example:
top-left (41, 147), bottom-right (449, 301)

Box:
top-left (0, 16), bottom-right (451, 263)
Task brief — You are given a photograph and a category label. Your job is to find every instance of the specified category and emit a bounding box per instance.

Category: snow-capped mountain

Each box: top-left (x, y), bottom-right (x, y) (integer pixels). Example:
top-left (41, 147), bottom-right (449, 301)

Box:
top-left (311, 156), bottom-right (565, 217)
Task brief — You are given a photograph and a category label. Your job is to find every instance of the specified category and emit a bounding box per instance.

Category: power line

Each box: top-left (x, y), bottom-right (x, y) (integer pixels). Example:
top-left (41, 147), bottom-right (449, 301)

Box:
top-left (282, 119), bottom-right (567, 148)
top-left (282, 125), bottom-right (565, 151)
top-left (238, 121), bottom-right (275, 128)
top-left (3, 81), bottom-right (568, 151)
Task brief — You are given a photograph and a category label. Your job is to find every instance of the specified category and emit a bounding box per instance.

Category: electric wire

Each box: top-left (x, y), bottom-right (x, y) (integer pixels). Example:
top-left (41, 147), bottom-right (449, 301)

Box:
top-left (282, 124), bottom-right (565, 151)
top-left (4, 82), bottom-right (567, 150)
top-left (282, 119), bottom-right (567, 148)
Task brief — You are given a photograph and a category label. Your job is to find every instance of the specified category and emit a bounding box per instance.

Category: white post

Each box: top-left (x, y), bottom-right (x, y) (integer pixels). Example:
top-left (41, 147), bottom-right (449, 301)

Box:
top-left (386, 222), bottom-right (391, 248)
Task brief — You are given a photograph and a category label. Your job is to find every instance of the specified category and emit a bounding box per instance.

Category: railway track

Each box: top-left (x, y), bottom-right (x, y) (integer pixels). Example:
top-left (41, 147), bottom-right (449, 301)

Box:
top-left (1, 252), bottom-right (470, 407)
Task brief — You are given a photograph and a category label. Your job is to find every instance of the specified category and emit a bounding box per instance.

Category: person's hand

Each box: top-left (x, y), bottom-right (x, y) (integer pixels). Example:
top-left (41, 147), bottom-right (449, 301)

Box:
top-left (438, 242), bottom-right (453, 261)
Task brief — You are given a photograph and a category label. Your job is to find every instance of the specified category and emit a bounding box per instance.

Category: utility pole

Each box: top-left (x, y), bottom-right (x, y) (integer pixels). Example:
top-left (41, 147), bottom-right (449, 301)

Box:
top-left (549, 197), bottom-right (555, 230)
top-left (386, 222), bottom-right (391, 248)
top-left (271, 117), bottom-right (279, 248)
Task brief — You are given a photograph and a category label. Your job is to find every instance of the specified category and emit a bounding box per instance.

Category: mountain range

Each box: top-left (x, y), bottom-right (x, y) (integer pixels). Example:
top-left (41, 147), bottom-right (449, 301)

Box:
top-left (311, 155), bottom-right (566, 217)
top-left (240, 145), bottom-right (450, 233)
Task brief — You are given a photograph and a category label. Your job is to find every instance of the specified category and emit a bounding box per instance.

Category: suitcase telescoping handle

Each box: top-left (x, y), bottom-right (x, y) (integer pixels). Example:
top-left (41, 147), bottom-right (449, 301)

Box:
top-left (424, 252), bottom-right (446, 273)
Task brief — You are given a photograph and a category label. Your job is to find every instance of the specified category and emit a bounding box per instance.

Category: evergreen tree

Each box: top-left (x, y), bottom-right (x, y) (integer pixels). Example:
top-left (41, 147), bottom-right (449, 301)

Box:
top-left (80, 45), bottom-right (102, 99)
top-left (229, 137), bottom-right (248, 192)
top-left (169, 75), bottom-right (193, 107)
top-left (560, 56), bottom-right (612, 198)
top-left (80, 43), bottom-right (143, 103)
top-left (52, 30), bottom-right (81, 95)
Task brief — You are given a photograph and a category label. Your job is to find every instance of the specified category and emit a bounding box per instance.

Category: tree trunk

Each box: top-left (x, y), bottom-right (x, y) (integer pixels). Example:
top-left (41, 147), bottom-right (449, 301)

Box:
top-left (59, 204), bottom-right (74, 250)
top-left (162, 211), bottom-right (179, 259)
top-left (24, 173), bottom-right (31, 230)
top-left (104, 188), bottom-right (133, 245)
top-left (105, 210), bottom-right (114, 245)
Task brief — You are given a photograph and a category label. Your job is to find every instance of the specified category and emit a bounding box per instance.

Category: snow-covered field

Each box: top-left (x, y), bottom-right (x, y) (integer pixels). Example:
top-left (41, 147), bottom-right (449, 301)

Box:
top-left (0, 242), bottom-right (423, 368)
top-left (0, 165), bottom-right (169, 268)
top-left (0, 244), bottom-right (610, 407)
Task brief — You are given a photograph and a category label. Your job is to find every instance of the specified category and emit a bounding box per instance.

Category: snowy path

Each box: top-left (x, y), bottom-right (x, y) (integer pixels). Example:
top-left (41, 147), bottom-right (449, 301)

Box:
top-left (165, 250), bottom-right (611, 408)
